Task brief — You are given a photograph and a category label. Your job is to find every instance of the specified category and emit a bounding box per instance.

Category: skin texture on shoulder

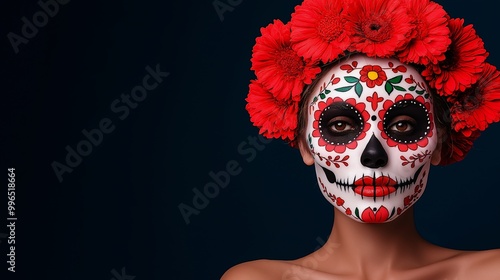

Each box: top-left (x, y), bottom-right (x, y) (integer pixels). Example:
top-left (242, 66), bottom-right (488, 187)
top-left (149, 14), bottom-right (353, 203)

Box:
top-left (220, 259), bottom-right (292, 280)
top-left (456, 249), bottom-right (500, 279)
top-left (219, 210), bottom-right (500, 280)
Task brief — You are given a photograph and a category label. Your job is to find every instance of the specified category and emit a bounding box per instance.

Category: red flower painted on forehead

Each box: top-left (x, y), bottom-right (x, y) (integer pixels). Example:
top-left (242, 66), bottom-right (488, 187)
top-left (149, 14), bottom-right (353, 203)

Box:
top-left (359, 65), bottom-right (387, 88)
top-left (377, 94), bottom-right (434, 152)
top-left (311, 97), bottom-right (371, 153)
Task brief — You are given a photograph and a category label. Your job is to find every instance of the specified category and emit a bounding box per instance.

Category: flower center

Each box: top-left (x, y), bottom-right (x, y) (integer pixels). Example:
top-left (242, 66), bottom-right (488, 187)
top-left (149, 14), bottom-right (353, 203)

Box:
top-left (317, 15), bottom-right (343, 42)
top-left (370, 23), bottom-right (381, 31)
top-left (458, 89), bottom-right (484, 111)
top-left (277, 47), bottom-right (304, 77)
top-left (361, 19), bottom-right (390, 42)
top-left (441, 47), bottom-right (457, 70)
top-left (367, 71), bottom-right (379, 80)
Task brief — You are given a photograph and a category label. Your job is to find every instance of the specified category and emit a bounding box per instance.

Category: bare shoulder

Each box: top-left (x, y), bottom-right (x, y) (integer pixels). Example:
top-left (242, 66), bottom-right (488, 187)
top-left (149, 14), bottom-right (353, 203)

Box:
top-left (220, 259), bottom-right (292, 280)
top-left (455, 249), bottom-right (500, 279)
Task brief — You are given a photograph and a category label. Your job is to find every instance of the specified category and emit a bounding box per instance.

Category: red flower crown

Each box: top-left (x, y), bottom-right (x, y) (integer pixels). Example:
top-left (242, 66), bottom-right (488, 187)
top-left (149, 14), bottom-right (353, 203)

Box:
top-left (245, 0), bottom-right (500, 165)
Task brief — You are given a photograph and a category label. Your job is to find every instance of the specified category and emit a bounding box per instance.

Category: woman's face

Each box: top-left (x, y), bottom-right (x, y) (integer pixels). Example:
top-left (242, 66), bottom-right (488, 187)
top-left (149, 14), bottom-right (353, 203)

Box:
top-left (301, 54), bottom-right (440, 223)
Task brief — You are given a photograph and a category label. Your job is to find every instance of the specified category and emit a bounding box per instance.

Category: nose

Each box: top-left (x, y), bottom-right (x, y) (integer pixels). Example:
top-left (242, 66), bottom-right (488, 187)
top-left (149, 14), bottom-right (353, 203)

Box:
top-left (360, 135), bottom-right (388, 168)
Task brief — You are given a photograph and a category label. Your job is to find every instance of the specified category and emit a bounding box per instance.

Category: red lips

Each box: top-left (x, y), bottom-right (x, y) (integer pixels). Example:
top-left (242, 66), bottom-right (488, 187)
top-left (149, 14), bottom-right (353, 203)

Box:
top-left (353, 176), bottom-right (397, 197)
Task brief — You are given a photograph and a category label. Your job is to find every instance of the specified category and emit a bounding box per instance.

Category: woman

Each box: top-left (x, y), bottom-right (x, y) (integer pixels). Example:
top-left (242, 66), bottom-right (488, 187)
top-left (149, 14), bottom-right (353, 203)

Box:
top-left (223, 0), bottom-right (500, 278)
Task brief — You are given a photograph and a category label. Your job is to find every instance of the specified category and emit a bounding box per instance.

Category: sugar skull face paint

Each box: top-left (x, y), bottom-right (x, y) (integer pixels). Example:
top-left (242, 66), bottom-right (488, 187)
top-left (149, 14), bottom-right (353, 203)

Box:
top-left (304, 54), bottom-right (438, 223)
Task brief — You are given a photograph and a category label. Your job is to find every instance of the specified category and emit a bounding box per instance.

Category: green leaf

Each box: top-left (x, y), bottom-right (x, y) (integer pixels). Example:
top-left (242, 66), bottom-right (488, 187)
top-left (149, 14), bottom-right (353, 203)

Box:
top-left (324, 89), bottom-right (331, 95)
top-left (408, 86), bottom-right (416, 91)
top-left (345, 76), bottom-right (359, 83)
top-left (355, 82), bottom-right (363, 97)
top-left (388, 75), bottom-right (403, 84)
top-left (312, 96), bottom-right (318, 103)
top-left (335, 85), bottom-right (354, 92)
top-left (385, 83), bottom-right (394, 95)
top-left (394, 85), bottom-right (406, 91)
top-left (320, 93), bottom-right (326, 99)
top-left (416, 90), bottom-right (425, 95)
top-left (355, 207), bottom-right (360, 219)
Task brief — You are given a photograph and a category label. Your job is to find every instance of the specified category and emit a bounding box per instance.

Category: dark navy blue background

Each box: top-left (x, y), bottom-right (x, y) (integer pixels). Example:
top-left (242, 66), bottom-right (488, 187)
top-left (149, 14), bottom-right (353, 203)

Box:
top-left (1, 0), bottom-right (500, 279)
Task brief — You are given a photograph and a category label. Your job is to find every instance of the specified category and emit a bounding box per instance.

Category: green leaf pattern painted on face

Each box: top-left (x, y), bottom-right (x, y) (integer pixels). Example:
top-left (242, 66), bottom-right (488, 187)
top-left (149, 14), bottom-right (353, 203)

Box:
top-left (388, 75), bottom-right (403, 84)
top-left (316, 64), bottom-right (429, 100)
top-left (334, 76), bottom-right (363, 97)
top-left (385, 75), bottom-right (406, 95)
top-left (335, 85), bottom-right (354, 93)
top-left (345, 76), bottom-right (360, 83)
top-left (355, 82), bottom-right (363, 97)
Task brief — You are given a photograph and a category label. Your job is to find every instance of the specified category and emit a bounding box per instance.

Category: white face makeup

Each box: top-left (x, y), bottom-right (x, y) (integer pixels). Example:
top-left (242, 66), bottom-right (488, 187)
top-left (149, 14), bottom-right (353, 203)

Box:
top-left (305, 54), bottom-right (438, 223)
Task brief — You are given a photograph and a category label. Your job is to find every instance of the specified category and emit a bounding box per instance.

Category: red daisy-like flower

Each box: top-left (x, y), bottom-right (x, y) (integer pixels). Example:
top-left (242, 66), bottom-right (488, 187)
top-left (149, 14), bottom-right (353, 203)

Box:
top-left (345, 0), bottom-right (413, 57)
top-left (397, 0), bottom-right (451, 65)
top-left (439, 130), bottom-right (481, 166)
top-left (359, 65), bottom-right (387, 88)
top-left (251, 19), bottom-right (321, 102)
top-left (422, 18), bottom-right (488, 96)
top-left (245, 80), bottom-right (299, 142)
top-left (449, 63), bottom-right (500, 134)
top-left (290, 0), bottom-right (351, 64)
top-left (312, 97), bottom-right (371, 153)
top-left (378, 94), bottom-right (434, 152)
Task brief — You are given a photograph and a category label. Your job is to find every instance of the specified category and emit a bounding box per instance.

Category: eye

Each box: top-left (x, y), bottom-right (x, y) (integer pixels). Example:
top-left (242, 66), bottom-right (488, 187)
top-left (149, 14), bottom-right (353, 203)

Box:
top-left (387, 116), bottom-right (416, 134)
top-left (327, 116), bottom-right (357, 135)
top-left (383, 100), bottom-right (430, 144)
top-left (319, 102), bottom-right (364, 145)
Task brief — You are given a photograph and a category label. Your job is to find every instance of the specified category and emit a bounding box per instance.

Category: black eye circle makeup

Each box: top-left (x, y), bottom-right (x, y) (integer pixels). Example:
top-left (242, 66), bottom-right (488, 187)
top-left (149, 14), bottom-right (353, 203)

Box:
top-left (383, 100), bottom-right (431, 144)
top-left (319, 102), bottom-right (364, 145)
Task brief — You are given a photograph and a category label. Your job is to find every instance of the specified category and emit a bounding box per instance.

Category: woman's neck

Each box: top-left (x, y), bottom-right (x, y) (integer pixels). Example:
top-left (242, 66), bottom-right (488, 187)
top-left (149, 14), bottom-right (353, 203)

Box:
top-left (312, 207), bottom-right (436, 278)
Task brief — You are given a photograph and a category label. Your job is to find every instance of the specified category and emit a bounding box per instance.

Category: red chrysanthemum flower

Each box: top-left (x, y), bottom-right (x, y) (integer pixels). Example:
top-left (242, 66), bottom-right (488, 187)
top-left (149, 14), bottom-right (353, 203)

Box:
top-left (290, 0), bottom-right (351, 64)
top-left (448, 63), bottom-right (500, 134)
top-left (245, 80), bottom-right (299, 142)
top-left (359, 65), bottom-right (387, 88)
top-left (439, 130), bottom-right (481, 166)
top-left (251, 19), bottom-right (321, 102)
top-left (345, 0), bottom-right (413, 57)
top-left (422, 18), bottom-right (488, 96)
top-left (397, 0), bottom-right (451, 65)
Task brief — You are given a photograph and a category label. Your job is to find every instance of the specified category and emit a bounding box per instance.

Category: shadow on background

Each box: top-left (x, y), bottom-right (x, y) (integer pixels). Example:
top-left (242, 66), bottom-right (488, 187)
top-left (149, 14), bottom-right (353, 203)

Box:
top-left (1, 0), bottom-right (500, 279)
